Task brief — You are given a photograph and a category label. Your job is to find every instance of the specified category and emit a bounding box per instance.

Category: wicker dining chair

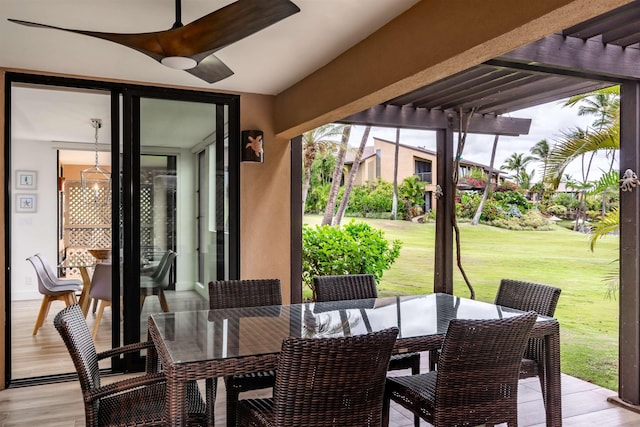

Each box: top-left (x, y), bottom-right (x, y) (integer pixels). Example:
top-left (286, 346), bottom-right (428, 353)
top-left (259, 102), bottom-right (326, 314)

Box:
top-left (208, 278), bottom-right (282, 427)
top-left (54, 304), bottom-right (207, 426)
top-left (314, 274), bottom-right (422, 427)
top-left (495, 278), bottom-right (562, 402)
top-left (237, 327), bottom-right (399, 427)
top-left (384, 311), bottom-right (537, 427)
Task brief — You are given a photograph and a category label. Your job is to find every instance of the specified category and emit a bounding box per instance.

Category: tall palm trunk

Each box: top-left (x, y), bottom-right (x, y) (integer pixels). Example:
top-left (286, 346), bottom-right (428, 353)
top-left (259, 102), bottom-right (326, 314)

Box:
top-left (334, 126), bottom-right (371, 226)
top-left (471, 134), bottom-right (499, 225)
top-left (391, 128), bottom-right (400, 220)
top-left (321, 126), bottom-right (351, 226)
top-left (301, 145), bottom-right (317, 214)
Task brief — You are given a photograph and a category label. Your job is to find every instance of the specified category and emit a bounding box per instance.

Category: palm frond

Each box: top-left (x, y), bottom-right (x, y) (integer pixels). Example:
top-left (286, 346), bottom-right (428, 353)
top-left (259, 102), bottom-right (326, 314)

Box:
top-left (546, 125), bottom-right (619, 189)
top-left (588, 170), bottom-right (620, 195)
top-left (589, 208), bottom-right (619, 251)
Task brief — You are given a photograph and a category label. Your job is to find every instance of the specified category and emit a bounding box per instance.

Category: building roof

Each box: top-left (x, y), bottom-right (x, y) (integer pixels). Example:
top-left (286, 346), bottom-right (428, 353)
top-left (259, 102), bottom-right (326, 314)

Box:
top-left (345, 137), bottom-right (506, 175)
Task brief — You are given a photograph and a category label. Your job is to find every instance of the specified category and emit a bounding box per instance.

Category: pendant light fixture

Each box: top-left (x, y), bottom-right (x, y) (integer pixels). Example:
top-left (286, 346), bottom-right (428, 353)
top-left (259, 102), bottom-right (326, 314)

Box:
top-left (81, 118), bottom-right (111, 206)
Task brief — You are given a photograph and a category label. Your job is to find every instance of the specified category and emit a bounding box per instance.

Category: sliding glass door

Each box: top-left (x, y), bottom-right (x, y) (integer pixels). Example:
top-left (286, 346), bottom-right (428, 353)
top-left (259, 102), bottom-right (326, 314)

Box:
top-left (5, 73), bottom-right (239, 384)
top-left (133, 96), bottom-right (233, 342)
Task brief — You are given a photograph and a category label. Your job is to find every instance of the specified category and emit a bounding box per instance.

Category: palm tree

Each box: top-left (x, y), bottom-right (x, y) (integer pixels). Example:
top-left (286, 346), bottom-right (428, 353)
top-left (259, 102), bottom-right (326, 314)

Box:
top-left (391, 128), bottom-right (400, 220)
top-left (517, 168), bottom-right (535, 192)
top-left (321, 125), bottom-right (351, 226)
top-left (302, 124), bottom-right (346, 213)
top-left (530, 139), bottom-right (550, 195)
top-left (333, 126), bottom-right (371, 226)
top-left (546, 125), bottom-right (619, 189)
top-left (471, 134), bottom-right (499, 226)
top-left (501, 152), bottom-right (534, 186)
top-left (546, 87), bottom-right (620, 189)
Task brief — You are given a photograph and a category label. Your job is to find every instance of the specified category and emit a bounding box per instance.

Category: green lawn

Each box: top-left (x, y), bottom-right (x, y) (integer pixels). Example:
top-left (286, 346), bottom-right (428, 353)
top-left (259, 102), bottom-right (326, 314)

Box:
top-left (303, 214), bottom-right (620, 391)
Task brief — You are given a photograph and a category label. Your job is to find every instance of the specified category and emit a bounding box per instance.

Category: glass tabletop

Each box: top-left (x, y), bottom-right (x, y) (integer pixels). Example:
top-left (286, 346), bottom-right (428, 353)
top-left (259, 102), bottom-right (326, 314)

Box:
top-left (150, 293), bottom-right (553, 365)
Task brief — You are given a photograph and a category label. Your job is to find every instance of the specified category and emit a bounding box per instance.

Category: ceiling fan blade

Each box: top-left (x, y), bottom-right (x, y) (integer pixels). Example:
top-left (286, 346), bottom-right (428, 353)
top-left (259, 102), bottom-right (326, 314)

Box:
top-left (8, 0), bottom-right (299, 83)
top-left (185, 53), bottom-right (234, 83)
top-left (8, 18), bottom-right (166, 60)
top-left (166, 0), bottom-right (301, 55)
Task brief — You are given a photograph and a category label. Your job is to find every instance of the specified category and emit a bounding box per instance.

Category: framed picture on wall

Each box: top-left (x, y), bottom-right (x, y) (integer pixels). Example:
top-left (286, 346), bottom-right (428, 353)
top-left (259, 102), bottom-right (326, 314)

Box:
top-left (15, 170), bottom-right (37, 190)
top-left (15, 194), bottom-right (37, 213)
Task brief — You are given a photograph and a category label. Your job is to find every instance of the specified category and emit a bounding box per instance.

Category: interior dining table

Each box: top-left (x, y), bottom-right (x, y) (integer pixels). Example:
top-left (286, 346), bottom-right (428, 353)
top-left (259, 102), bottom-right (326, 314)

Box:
top-left (147, 293), bottom-right (562, 427)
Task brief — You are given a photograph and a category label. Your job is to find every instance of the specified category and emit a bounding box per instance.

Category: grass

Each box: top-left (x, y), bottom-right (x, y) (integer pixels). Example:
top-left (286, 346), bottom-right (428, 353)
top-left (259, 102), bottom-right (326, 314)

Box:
top-left (303, 214), bottom-right (620, 391)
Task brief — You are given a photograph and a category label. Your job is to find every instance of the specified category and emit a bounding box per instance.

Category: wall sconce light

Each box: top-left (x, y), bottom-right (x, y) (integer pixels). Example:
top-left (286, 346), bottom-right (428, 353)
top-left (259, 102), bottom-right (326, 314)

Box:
top-left (241, 130), bottom-right (264, 163)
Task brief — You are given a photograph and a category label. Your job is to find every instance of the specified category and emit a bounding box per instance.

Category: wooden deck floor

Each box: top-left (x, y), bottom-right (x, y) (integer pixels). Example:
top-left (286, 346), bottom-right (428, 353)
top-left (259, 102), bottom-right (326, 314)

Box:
top-left (1, 365), bottom-right (639, 426)
top-left (3, 296), bottom-right (640, 425)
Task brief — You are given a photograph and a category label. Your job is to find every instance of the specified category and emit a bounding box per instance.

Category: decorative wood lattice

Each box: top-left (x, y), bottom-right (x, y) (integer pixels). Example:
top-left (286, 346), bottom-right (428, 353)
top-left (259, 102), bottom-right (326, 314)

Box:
top-left (64, 181), bottom-right (112, 278)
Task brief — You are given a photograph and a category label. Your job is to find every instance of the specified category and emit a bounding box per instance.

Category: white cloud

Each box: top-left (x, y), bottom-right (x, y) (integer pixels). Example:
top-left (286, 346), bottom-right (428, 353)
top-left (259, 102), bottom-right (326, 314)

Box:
top-left (347, 99), bottom-right (616, 183)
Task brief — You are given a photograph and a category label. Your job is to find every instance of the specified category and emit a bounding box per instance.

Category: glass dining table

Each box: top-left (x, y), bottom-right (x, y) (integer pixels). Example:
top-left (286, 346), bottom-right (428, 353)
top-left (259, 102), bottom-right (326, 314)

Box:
top-left (148, 293), bottom-right (562, 427)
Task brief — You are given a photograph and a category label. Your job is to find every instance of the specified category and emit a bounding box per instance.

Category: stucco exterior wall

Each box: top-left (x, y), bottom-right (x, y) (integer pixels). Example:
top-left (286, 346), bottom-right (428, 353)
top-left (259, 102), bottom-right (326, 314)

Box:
top-left (239, 93), bottom-right (292, 303)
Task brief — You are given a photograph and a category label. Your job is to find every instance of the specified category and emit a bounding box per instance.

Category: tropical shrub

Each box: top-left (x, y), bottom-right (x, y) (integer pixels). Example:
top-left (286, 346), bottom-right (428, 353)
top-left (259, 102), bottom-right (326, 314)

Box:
top-left (302, 220), bottom-right (402, 299)
top-left (305, 182), bottom-right (330, 213)
top-left (493, 190), bottom-right (529, 212)
top-left (490, 210), bottom-right (554, 231)
top-left (547, 204), bottom-right (568, 217)
top-left (480, 199), bottom-right (502, 222)
top-left (399, 175), bottom-right (426, 219)
top-left (456, 191), bottom-right (481, 218)
top-left (495, 181), bottom-right (520, 192)
top-left (368, 180), bottom-right (394, 213)
top-left (552, 192), bottom-right (579, 210)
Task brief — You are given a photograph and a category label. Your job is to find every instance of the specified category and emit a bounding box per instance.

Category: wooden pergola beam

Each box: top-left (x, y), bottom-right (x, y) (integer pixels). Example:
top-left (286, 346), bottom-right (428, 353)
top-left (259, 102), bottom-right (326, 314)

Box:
top-left (497, 33), bottom-right (640, 82)
top-left (340, 105), bottom-right (532, 136)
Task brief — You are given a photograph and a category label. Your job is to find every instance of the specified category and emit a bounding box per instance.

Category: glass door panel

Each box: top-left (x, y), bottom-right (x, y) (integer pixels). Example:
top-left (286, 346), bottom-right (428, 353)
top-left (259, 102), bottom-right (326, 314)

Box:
top-left (8, 83), bottom-right (115, 380)
top-left (137, 97), bottom-right (228, 341)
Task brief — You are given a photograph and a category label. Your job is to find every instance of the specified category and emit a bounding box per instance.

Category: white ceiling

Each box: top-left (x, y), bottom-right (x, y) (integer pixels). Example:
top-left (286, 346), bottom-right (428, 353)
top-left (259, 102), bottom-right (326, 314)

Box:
top-left (2, 0), bottom-right (420, 95)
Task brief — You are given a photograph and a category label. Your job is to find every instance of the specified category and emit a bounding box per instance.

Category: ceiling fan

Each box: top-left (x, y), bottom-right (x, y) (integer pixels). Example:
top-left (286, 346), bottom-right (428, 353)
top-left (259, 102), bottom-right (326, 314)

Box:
top-left (9, 0), bottom-right (300, 83)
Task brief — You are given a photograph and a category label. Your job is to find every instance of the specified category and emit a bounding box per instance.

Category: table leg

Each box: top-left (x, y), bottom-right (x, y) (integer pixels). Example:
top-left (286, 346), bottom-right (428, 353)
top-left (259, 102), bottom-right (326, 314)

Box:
top-left (165, 374), bottom-right (187, 427)
top-left (544, 323), bottom-right (562, 427)
top-left (77, 267), bottom-right (92, 317)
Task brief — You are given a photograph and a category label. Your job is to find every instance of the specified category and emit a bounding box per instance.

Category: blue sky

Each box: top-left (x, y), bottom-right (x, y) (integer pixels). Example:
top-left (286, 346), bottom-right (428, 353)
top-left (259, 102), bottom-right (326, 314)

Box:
top-left (348, 98), bottom-right (615, 183)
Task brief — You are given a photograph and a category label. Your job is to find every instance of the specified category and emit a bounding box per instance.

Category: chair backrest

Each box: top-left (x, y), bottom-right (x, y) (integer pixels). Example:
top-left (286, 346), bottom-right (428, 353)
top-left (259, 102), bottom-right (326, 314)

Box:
top-left (152, 250), bottom-right (177, 288)
top-left (53, 304), bottom-right (101, 402)
top-left (208, 279), bottom-right (282, 309)
top-left (26, 255), bottom-right (59, 295)
top-left (313, 274), bottom-right (378, 302)
top-left (89, 263), bottom-right (112, 302)
top-left (495, 278), bottom-right (561, 317)
top-left (434, 312), bottom-right (537, 426)
top-left (272, 327), bottom-right (398, 427)
top-left (149, 250), bottom-right (173, 281)
top-left (495, 278), bottom-right (561, 365)
top-left (34, 252), bottom-right (61, 282)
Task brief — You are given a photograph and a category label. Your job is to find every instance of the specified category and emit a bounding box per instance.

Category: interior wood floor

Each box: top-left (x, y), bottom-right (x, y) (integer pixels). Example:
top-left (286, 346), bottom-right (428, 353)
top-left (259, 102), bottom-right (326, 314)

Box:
top-left (4, 296), bottom-right (640, 426)
top-left (10, 290), bottom-right (207, 380)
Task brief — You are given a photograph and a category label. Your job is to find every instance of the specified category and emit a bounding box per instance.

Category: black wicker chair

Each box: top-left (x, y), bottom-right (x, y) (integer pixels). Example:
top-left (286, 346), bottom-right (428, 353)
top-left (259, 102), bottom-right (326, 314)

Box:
top-left (54, 304), bottom-right (207, 426)
top-left (314, 273), bottom-right (422, 427)
top-left (495, 278), bottom-right (562, 402)
top-left (384, 311), bottom-right (537, 427)
top-left (208, 278), bottom-right (282, 427)
top-left (430, 279), bottom-right (561, 383)
top-left (237, 327), bottom-right (399, 427)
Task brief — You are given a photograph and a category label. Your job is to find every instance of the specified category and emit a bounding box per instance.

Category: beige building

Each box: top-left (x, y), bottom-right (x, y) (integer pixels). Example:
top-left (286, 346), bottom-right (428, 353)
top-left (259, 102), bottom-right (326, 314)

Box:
top-left (345, 137), bottom-right (505, 211)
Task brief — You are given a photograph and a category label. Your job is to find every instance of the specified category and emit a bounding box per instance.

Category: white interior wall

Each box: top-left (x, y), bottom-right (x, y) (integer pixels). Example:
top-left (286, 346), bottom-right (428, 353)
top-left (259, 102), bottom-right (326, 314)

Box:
top-left (11, 139), bottom-right (59, 300)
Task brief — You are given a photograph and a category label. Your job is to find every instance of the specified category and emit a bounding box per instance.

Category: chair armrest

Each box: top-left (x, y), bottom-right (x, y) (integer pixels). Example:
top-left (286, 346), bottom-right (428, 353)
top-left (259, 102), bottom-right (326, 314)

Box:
top-left (97, 341), bottom-right (160, 373)
top-left (96, 341), bottom-right (156, 361)
top-left (84, 372), bottom-right (165, 403)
